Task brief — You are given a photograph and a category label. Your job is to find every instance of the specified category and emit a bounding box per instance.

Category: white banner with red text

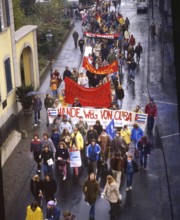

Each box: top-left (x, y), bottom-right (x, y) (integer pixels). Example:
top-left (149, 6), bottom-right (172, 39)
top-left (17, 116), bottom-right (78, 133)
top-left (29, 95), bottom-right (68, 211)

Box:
top-left (47, 107), bottom-right (147, 131)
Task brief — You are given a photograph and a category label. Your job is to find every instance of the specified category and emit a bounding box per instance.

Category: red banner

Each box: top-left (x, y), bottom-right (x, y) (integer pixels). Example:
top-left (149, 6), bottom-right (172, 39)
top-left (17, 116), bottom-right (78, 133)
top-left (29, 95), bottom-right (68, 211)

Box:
top-left (84, 32), bottom-right (120, 39)
top-left (64, 78), bottom-right (112, 108)
top-left (82, 57), bottom-right (118, 75)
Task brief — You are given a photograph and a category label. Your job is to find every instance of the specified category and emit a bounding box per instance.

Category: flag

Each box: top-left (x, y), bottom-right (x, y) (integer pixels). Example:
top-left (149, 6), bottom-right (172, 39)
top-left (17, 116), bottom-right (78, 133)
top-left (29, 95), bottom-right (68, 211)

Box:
top-left (106, 119), bottom-right (115, 140)
top-left (48, 108), bottom-right (58, 116)
top-left (135, 113), bottom-right (147, 123)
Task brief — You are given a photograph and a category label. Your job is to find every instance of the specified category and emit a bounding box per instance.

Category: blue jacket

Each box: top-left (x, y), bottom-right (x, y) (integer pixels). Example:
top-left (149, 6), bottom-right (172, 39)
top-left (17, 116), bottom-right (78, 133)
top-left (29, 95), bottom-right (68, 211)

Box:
top-left (46, 206), bottom-right (60, 220)
top-left (87, 143), bottom-right (101, 161)
top-left (131, 127), bottom-right (144, 141)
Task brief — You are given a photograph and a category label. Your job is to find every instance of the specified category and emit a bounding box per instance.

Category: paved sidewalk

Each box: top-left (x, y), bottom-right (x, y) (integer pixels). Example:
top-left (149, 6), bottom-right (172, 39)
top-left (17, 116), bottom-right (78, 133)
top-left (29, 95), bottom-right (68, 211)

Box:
top-left (2, 19), bottom-right (83, 218)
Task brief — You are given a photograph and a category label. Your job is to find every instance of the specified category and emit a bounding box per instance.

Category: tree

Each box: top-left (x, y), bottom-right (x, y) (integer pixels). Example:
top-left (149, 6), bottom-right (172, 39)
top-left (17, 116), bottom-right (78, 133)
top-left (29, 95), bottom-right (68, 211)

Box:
top-left (12, 0), bottom-right (26, 30)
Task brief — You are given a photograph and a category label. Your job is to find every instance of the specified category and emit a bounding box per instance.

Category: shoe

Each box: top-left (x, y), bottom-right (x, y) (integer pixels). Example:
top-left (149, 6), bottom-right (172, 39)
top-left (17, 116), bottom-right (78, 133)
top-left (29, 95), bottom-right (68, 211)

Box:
top-left (129, 186), bottom-right (132, 190)
top-left (63, 176), bottom-right (66, 180)
top-left (38, 119), bottom-right (41, 122)
top-left (34, 124), bottom-right (38, 127)
top-left (126, 187), bottom-right (130, 191)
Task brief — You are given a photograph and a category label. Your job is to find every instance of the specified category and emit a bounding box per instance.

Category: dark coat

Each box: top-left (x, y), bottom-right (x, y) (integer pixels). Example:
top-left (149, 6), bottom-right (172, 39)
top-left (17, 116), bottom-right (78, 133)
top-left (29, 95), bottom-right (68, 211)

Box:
top-left (110, 136), bottom-right (127, 157)
top-left (110, 155), bottom-right (124, 171)
top-left (46, 206), bottom-right (61, 220)
top-left (137, 139), bottom-right (151, 155)
top-left (83, 179), bottom-right (100, 205)
top-left (42, 179), bottom-right (57, 197)
top-left (30, 179), bottom-right (43, 198)
top-left (86, 129), bottom-right (98, 144)
top-left (63, 69), bottom-right (72, 80)
top-left (124, 159), bottom-right (139, 174)
top-left (115, 87), bottom-right (124, 100)
top-left (41, 150), bottom-right (54, 165)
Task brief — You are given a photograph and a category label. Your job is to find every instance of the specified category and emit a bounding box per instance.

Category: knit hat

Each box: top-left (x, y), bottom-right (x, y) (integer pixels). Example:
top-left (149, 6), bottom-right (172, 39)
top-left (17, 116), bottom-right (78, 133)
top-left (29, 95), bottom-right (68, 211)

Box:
top-left (47, 200), bottom-right (55, 206)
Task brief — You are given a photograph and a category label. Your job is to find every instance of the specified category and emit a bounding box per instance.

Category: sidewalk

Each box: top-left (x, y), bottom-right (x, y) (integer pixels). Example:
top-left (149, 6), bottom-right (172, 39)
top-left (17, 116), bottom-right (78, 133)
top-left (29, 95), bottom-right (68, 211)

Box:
top-left (2, 19), bottom-right (83, 218)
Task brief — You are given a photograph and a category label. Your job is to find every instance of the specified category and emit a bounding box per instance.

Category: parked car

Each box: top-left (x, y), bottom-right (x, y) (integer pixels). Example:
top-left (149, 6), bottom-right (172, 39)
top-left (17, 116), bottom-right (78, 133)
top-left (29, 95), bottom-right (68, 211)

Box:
top-left (137, 0), bottom-right (148, 13)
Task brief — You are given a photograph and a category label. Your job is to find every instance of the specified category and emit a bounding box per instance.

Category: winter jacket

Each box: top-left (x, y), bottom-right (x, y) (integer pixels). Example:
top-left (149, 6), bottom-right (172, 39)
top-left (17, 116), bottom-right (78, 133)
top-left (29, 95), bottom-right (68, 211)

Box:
top-left (25, 206), bottom-right (43, 220)
top-left (55, 147), bottom-right (69, 161)
top-left (120, 128), bottom-right (131, 145)
top-left (124, 159), bottom-right (139, 174)
top-left (41, 150), bottom-right (54, 166)
top-left (145, 103), bottom-right (157, 117)
top-left (86, 129), bottom-right (98, 144)
top-left (30, 179), bottom-right (43, 199)
top-left (30, 139), bottom-right (42, 153)
top-left (131, 127), bottom-right (144, 141)
top-left (87, 143), bottom-right (101, 161)
top-left (42, 179), bottom-right (57, 197)
top-left (102, 182), bottom-right (121, 203)
top-left (59, 122), bottom-right (73, 135)
top-left (44, 97), bottom-right (54, 110)
top-left (110, 136), bottom-right (127, 156)
top-left (70, 131), bottom-right (84, 150)
top-left (46, 206), bottom-right (61, 220)
top-left (41, 138), bottom-right (56, 154)
top-left (137, 139), bottom-right (151, 155)
top-left (32, 97), bottom-right (42, 112)
top-left (83, 179), bottom-right (100, 205)
top-left (93, 124), bottom-right (103, 136)
top-left (115, 87), bottom-right (124, 100)
top-left (51, 132), bottom-right (60, 149)
top-left (110, 155), bottom-right (124, 172)
top-left (76, 121), bottom-right (88, 137)
top-left (98, 133), bottom-right (111, 154)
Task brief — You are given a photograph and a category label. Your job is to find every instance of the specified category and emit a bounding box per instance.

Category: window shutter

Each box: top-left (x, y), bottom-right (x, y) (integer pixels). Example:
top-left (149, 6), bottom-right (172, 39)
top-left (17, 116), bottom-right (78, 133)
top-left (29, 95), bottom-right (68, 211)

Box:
top-left (5, 0), bottom-right (10, 27)
top-left (5, 58), bottom-right (13, 93)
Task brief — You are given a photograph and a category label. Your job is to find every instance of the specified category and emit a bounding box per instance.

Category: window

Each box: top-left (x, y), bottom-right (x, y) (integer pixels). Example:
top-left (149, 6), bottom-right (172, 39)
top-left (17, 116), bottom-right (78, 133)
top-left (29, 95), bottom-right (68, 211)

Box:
top-left (4, 58), bottom-right (13, 93)
top-left (0, 1), bottom-right (4, 31)
top-left (0, 0), bottom-right (10, 32)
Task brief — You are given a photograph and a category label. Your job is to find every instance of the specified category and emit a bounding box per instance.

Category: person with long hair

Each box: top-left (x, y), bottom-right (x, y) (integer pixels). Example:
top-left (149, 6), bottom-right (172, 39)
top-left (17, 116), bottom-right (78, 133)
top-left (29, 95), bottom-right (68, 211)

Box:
top-left (25, 202), bottom-right (43, 220)
top-left (101, 175), bottom-right (122, 220)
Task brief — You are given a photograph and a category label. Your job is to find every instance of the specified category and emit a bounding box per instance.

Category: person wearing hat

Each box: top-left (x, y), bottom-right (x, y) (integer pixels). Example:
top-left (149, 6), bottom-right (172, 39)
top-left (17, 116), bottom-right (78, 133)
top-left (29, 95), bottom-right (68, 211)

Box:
top-left (62, 210), bottom-right (77, 220)
top-left (46, 200), bottom-right (60, 220)
top-left (145, 98), bottom-right (157, 134)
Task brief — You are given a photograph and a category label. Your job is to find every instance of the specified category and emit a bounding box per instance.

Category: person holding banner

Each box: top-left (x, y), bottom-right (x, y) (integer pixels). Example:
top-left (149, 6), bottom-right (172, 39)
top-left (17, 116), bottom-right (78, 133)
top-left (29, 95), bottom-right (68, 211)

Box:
top-left (87, 139), bottom-right (101, 174)
top-left (55, 141), bottom-right (69, 181)
top-left (70, 128), bottom-right (84, 177)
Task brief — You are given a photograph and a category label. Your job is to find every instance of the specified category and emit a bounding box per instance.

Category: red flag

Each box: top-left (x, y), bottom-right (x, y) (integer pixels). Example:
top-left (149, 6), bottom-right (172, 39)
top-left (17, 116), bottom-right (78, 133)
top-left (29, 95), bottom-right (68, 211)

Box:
top-left (64, 78), bottom-right (112, 108)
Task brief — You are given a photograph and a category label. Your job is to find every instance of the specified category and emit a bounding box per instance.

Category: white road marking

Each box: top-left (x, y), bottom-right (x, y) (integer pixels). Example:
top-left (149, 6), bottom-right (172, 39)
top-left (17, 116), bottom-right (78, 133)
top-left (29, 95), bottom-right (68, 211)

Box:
top-left (161, 133), bottom-right (180, 139)
top-left (154, 100), bottom-right (178, 105)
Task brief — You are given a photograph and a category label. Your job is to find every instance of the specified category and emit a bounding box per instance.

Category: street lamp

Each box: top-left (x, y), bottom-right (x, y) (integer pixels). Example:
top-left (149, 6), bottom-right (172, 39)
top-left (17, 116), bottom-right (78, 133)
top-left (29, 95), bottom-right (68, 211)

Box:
top-left (46, 30), bottom-right (53, 75)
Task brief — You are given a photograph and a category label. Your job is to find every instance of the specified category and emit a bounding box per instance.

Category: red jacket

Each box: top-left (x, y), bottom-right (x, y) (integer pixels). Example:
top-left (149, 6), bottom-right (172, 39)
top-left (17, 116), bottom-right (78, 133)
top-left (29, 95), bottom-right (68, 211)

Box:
top-left (145, 103), bottom-right (157, 117)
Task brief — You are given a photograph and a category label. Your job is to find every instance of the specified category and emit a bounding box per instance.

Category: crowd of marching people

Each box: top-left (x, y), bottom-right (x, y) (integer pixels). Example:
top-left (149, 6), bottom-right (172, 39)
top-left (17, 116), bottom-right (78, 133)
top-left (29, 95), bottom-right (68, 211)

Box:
top-left (26, 1), bottom-right (159, 220)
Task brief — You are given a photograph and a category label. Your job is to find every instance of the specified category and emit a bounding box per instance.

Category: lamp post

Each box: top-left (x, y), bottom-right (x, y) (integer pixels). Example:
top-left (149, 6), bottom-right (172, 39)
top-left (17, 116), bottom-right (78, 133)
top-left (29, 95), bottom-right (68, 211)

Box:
top-left (46, 30), bottom-right (53, 75)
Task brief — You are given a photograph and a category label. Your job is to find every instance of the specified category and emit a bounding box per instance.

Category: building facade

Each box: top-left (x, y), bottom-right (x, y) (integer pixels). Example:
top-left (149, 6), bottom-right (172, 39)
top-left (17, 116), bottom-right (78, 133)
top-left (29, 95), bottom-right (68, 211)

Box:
top-left (0, 0), bottom-right (39, 165)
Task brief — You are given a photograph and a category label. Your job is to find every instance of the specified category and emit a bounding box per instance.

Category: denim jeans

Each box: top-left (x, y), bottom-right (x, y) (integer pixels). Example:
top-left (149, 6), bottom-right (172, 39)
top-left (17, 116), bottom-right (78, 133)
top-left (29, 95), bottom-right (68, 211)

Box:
top-left (89, 203), bottom-right (95, 218)
top-left (126, 172), bottom-right (134, 187)
top-left (147, 116), bottom-right (155, 132)
top-left (140, 151), bottom-right (148, 168)
top-left (43, 164), bottom-right (53, 177)
top-left (34, 110), bottom-right (40, 124)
